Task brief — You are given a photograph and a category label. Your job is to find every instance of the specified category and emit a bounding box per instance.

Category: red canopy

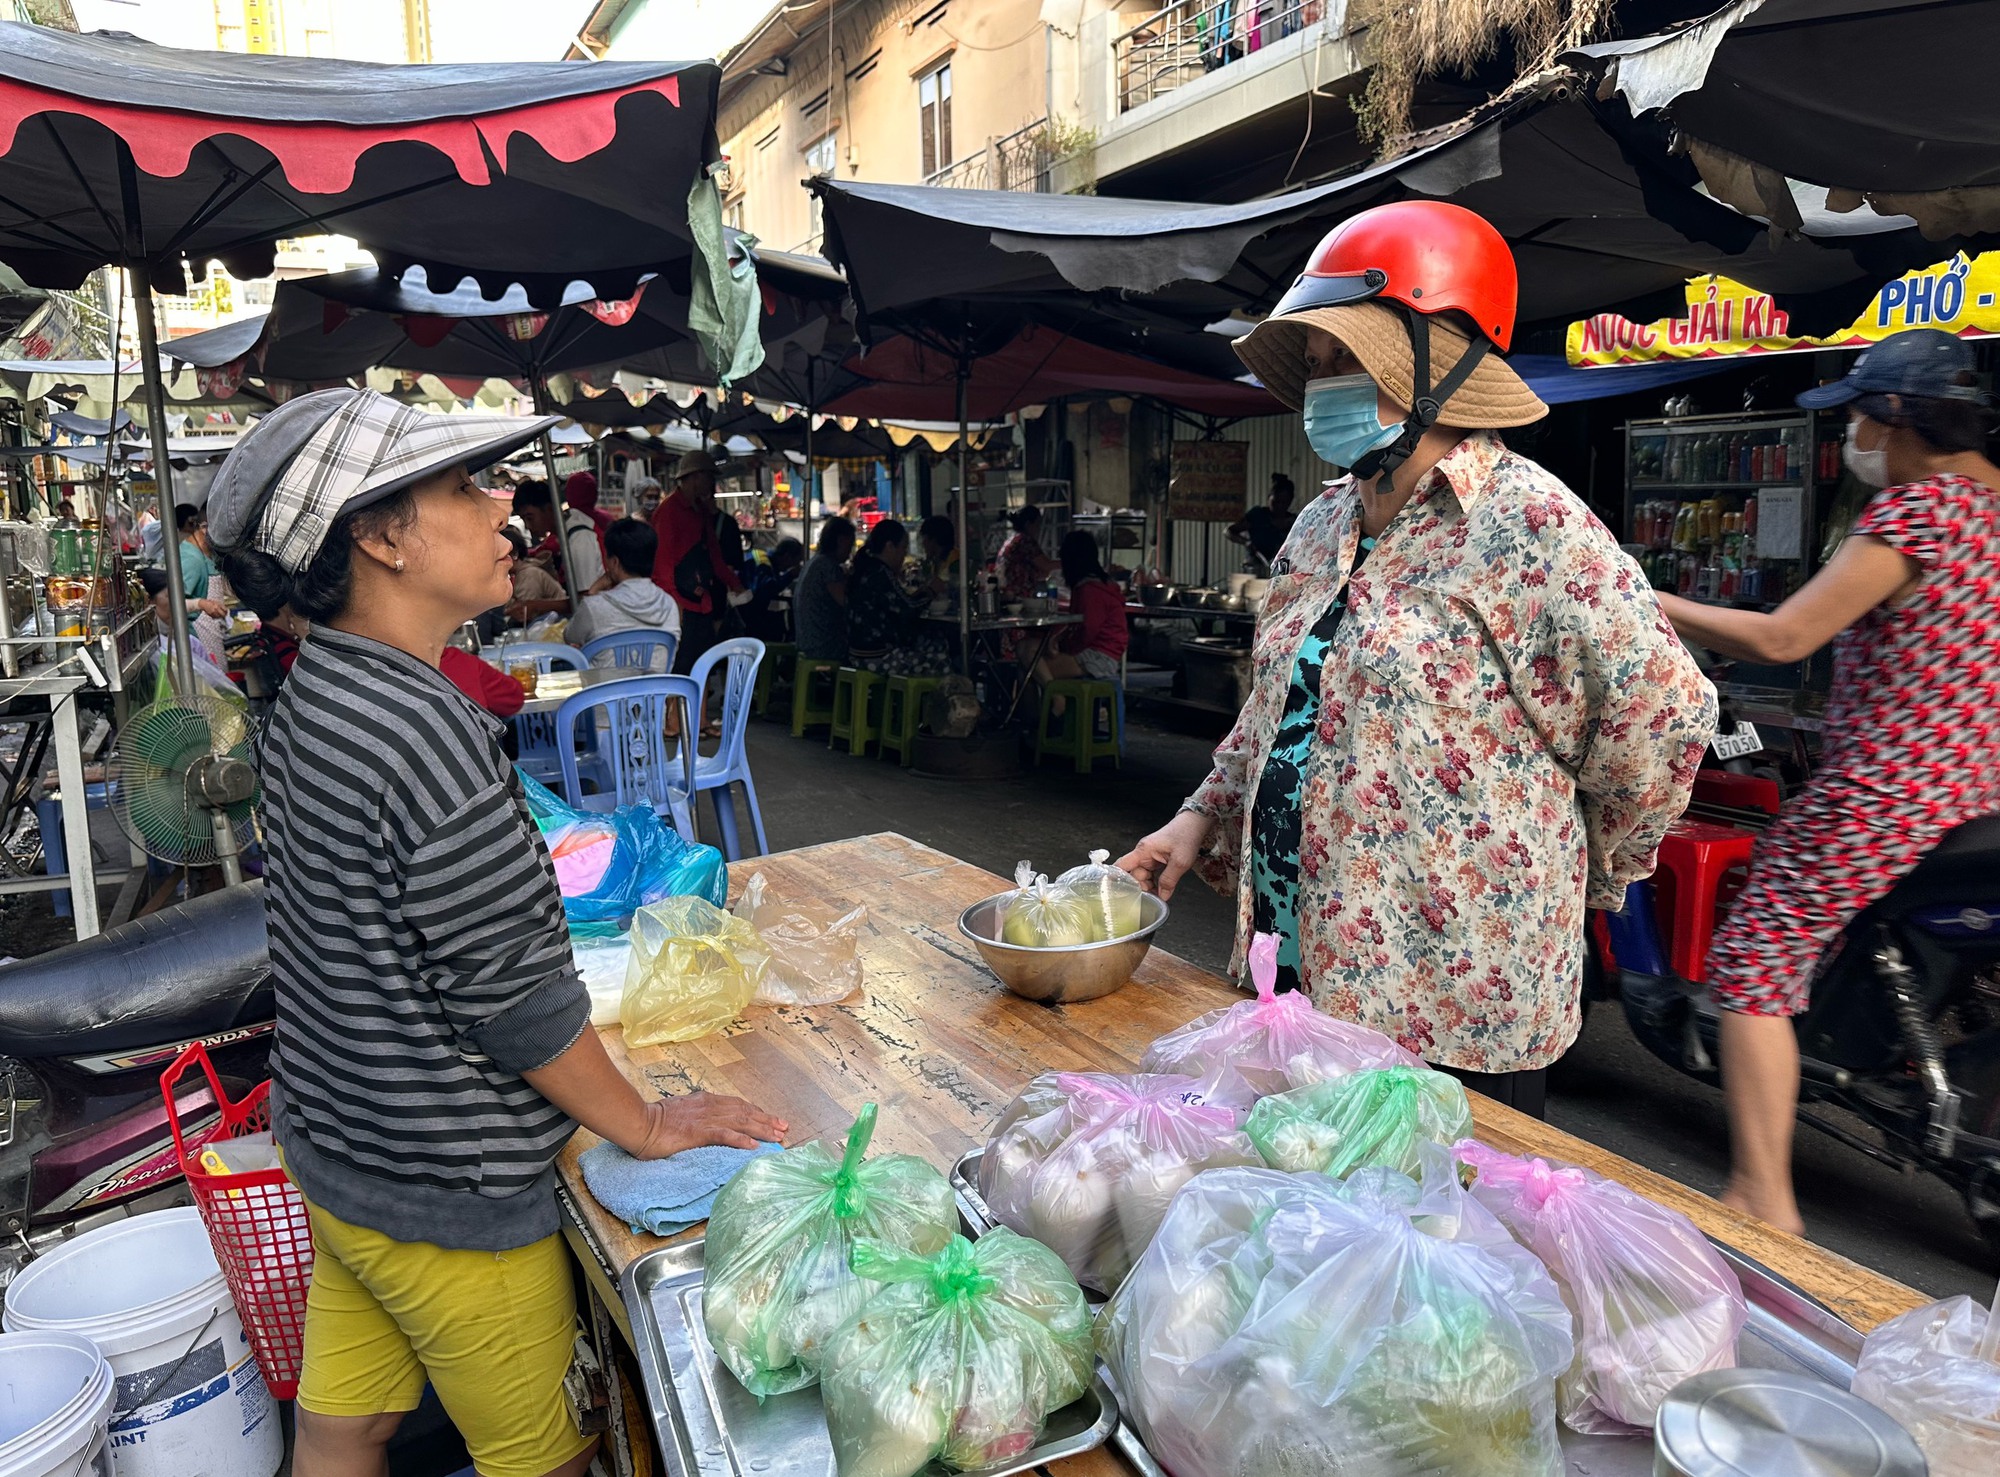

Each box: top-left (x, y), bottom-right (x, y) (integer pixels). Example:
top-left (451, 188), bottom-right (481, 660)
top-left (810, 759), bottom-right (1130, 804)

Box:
top-left (822, 325), bottom-right (1280, 420)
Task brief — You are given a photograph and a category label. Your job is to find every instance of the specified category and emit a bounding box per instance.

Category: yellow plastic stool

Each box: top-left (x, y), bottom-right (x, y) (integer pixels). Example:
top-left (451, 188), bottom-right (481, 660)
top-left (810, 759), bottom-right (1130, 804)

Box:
top-left (1034, 680), bottom-right (1121, 774)
top-left (754, 642), bottom-right (796, 719)
top-left (790, 657), bottom-right (840, 738)
top-left (828, 668), bottom-right (884, 756)
top-left (879, 675), bottom-right (943, 768)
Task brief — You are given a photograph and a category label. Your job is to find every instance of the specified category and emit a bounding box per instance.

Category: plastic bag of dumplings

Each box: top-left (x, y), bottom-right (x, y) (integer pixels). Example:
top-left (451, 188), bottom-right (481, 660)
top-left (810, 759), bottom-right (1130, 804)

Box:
top-left (702, 1105), bottom-right (957, 1397)
top-left (822, 1231), bottom-right (1093, 1477)
top-left (1142, 932), bottom-right (1421, 1099)
top-left (978, 1071), bottom-right (1261, 1294)
top-left (1456, 1140), bottom-right (1745, 1434)
top-left (1099, 1157), bottom-right (1574, 1477)
top-left (1051, 851), bottom-right (1148, 942)
top-left (999, 863), bottom-right (1097, 947)
top-left (1245, 1066), bottom-right (1472, 1180)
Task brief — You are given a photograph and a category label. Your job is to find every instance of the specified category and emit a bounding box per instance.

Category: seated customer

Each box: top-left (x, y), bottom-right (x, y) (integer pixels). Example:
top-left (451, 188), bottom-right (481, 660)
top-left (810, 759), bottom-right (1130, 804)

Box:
top-left (1030, 531), bottom-right (1129, 715)
top-left (795, 517), bottom-right (855, 663)
top-left (918, 515), bottom-right (959, 601)
top-left (744, 537), bottom-right (805, 643)
top-left (846, 519), bottom-right (917, 662)
top-left (565, 518), bottom-right (682, 670)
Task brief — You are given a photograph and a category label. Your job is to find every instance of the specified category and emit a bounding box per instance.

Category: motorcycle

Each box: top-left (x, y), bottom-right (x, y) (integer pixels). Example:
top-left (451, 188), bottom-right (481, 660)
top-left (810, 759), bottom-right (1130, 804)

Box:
top-left (0, 882), bottom-right (272, 1287)
top-left (1587, 716), bottom-right (2000, 1257)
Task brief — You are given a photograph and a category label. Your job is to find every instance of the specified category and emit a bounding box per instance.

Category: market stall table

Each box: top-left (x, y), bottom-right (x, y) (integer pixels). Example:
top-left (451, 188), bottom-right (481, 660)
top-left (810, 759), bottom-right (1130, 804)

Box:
top-left (921, 611), bottom-right (1081, 725)
top-left (554, 834), bottom-right (1927, 1477)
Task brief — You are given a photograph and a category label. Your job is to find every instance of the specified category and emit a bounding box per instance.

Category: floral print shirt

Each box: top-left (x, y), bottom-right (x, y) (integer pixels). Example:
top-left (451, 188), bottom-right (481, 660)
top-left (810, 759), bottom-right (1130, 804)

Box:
top-left (1187, 432), bottom-right (1716, 1072)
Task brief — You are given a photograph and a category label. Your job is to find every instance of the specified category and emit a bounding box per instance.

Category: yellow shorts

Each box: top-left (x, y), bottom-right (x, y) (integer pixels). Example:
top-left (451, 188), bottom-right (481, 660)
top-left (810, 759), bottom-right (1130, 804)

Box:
top-left (298, 1197), bottom-right (595, 1477)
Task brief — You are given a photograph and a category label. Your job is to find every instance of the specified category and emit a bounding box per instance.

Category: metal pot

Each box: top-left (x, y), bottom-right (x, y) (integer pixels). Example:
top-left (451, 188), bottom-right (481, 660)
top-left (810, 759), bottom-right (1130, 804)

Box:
top-left (1136, 583), bottom-right (1172, 607)
top-left (958, 891), bottom-right (1169, 1003)
top-left (1654, 1370), bottom-right (1926, 1477)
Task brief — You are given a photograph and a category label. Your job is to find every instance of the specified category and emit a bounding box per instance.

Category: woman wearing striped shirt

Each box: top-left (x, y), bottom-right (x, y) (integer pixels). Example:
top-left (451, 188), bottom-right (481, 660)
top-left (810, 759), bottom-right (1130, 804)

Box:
top-left (209, 389), bottom-right (785, 1477)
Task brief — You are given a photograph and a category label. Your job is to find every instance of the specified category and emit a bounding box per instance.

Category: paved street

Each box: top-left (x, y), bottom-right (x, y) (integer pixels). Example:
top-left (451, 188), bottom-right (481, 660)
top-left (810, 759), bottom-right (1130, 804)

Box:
top-left (731, 712), bottom-right (1996, 1302)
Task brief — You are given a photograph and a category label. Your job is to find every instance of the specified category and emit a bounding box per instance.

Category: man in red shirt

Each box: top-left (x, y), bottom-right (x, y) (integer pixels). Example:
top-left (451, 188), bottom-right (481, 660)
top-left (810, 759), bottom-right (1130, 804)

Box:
top-left (650, 448), bottom-right (743, 672)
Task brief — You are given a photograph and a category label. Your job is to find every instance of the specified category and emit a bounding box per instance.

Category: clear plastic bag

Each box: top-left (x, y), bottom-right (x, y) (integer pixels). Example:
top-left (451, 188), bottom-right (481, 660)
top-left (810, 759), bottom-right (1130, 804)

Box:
top-left (732, 872), bottom-right (866, 1007)
top-left (977, 1071), bottom-right (1262, 1294)
top-left (619, 896), bottom-right (768, 1046)
top-left (703, 1105), bottom-right (958, 1398)
top-left (570, 927), bottom-right (633, 1027)
top-left (1053, 850), bottom-right (1147, 942)
top-left (1456, 1140), bottom-right (1746, 1433)
top-left (1000, 862), bottom-right (1096, 947)
top-left (1245, 1066), bottom-right (1473, 1180)
top-left (1099, 1163), bottom-right (1573, 1477)
top-left (1142, 931), bottom-right (1422, 1099)
top-left (520, 768), bottom-right (728, 923)
top-left (822, 1231), bottom-right (1093, 1477)
top-left (1852, 1296), bottom-right (2000, 1477)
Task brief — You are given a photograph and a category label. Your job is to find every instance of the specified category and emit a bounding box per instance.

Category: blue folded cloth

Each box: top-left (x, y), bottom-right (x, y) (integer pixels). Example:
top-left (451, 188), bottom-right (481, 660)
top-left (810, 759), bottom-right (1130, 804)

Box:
top-left (579, 1139), bottom-right (781, 1236)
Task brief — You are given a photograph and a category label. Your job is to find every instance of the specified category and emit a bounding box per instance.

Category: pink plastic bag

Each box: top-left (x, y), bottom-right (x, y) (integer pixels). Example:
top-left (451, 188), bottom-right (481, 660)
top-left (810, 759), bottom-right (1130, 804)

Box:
top-left (1456, 1140), bottom-right (1746, 1434)
top-left (977, 1071), bottom-right (1262, 1295)
top-left (1141, 932), bottom-right (1421, 1100)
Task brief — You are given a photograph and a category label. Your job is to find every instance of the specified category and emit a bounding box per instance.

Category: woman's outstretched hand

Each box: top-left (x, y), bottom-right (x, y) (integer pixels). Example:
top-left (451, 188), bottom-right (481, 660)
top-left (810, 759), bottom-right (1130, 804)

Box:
top-left (1115, 809), bottom-right (1213, 902)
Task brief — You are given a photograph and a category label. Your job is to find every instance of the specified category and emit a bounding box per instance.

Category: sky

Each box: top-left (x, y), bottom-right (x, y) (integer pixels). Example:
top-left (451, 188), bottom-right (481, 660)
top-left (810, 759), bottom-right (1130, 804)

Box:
top-left (67, 0), bottom-right (760, 62)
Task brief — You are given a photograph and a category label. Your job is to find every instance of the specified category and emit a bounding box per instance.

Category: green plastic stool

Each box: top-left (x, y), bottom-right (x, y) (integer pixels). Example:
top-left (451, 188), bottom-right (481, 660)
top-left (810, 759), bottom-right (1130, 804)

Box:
top-left (828, 668), bottom-right (884, 756)
top-left (1034, 680), bottom-right (1122, 774)
top-left (754, 642), bottom-right (796, 719)
top-left (790, 657), bottom-right (840, 737)
top-left (879, 675), bottom-right (943, 768)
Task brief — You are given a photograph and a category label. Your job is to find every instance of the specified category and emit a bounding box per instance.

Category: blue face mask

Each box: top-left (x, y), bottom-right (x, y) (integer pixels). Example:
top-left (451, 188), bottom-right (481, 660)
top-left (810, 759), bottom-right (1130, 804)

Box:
top-left (1301, 373), bottom-right (1404, 472)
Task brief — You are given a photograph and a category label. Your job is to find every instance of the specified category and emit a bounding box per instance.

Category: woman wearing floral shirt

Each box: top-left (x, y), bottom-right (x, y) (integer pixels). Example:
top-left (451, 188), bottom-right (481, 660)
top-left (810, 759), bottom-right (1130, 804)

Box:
top-left (1119, 203), bottom-right (1714, 1115)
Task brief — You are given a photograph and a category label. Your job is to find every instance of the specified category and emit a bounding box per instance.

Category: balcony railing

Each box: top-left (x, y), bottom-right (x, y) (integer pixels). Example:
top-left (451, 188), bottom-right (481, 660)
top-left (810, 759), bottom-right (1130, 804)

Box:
top-left (1115, 0), bottom-right (1328, 114)
top-left (925, 117), bottom-right (1056, 193)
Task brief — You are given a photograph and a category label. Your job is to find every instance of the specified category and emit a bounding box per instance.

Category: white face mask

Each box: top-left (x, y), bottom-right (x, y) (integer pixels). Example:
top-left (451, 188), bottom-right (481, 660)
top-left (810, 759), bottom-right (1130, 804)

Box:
top-left (1842, 418), bottom-right (1890, 488)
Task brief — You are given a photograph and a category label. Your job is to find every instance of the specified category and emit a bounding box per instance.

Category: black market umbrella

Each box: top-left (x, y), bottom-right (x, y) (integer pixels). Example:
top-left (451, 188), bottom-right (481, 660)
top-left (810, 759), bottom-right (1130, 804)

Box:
top-left (0, 20), bottom-right (724, 695)
top-left (1568, 0), bottom-right (2000, 240)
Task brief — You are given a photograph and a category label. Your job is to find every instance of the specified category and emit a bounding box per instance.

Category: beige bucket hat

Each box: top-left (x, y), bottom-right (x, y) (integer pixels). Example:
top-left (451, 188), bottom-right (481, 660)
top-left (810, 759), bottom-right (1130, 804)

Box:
top-left (1233, 300), bottom-right (1547, 427)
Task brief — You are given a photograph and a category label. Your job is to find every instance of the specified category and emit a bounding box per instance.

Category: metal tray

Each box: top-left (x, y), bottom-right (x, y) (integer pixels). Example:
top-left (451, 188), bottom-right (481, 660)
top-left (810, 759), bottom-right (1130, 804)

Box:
top-left (620, 1194), bottom-right (1118, 1477)
top-left (952, 1146), bottom-right (1866, 1477)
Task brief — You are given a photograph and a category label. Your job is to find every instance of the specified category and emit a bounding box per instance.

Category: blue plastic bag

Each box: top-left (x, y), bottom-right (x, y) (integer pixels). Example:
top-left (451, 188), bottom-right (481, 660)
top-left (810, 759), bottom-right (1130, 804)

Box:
top-left (517, 769), bottom-right (727, 923)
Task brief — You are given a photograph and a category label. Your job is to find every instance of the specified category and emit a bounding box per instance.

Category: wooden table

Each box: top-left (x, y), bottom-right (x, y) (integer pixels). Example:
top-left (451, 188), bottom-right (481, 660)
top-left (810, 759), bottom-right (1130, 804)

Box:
top-left (558, 833), bottom-right (1926, 1474)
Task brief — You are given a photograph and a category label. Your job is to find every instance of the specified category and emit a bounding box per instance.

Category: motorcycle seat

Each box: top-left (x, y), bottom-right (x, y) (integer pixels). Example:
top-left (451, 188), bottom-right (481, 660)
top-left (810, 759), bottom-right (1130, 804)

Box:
top-left (0, 882), bottom-right (272, 1059)
top-left (1865, 814), bottom-right (2000, 922)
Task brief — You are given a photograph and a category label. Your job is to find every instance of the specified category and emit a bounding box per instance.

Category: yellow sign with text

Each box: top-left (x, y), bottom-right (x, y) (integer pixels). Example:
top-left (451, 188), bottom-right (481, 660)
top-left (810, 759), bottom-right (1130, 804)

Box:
top-left (1566, 253), bottom-right (2000, 367)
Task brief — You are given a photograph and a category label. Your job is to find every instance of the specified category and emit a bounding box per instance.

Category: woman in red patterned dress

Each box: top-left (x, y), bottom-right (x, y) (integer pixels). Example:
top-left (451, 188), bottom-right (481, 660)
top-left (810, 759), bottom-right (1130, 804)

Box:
top-left (1657, 328), bottom-right (2000, 1237)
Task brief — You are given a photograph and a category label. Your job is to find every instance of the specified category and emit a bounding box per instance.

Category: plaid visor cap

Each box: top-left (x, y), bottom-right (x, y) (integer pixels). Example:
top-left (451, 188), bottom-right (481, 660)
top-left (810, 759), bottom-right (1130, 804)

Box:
top-left (206, 388), bottom-right (561, 574)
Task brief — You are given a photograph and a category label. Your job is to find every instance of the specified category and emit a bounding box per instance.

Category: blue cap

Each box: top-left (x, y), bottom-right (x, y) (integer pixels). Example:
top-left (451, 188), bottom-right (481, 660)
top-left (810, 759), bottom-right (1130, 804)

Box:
top-left (1797, 327), bottom-right (1984, 409)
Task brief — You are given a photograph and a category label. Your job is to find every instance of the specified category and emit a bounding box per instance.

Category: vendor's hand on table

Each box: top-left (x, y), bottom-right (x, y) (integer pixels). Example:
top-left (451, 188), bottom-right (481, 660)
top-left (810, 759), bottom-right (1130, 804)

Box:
top-left (631, 1092), bottom-right (787, 1159)
top-left (1117, 808), bottom-right (1212, 901)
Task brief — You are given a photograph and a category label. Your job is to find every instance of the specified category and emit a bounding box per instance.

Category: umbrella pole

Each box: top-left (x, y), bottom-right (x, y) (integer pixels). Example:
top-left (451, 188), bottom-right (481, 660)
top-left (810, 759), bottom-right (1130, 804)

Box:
top-left (803, 406), bottom-right (814, 557)
top-left (531, 376), bottom-right (587, 615)
top-left (129, 261), bottom-right (195, 698)
top-left (955, 355), bottom-right (971, 685)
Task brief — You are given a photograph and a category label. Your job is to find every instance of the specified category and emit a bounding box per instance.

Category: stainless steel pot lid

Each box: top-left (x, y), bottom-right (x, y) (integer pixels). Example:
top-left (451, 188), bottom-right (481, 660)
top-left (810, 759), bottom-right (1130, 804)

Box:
top-left (1654, 1369), bottom-right (1927, 1477)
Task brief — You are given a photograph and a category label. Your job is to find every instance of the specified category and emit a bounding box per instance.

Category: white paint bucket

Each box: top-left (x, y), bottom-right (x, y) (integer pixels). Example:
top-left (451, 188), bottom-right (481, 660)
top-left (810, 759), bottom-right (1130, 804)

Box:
top-left (2, 1209), bottom-right (279, 1477)
top-left (0, 1329), bottom-right (114, 1477)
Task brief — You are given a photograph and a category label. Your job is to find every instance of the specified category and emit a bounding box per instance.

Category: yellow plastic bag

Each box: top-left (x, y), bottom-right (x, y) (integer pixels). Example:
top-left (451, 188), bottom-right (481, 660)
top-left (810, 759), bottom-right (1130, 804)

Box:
top-left (620, 897), bottom-right (768, 1046)
top-left (733, 872), bottom-right (867, 1007)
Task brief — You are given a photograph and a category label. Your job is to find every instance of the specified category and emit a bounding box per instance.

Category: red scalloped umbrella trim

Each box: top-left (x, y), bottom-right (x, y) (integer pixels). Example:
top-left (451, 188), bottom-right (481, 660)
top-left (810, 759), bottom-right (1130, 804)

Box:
top-left (0, 73), bottom-right (681, 195)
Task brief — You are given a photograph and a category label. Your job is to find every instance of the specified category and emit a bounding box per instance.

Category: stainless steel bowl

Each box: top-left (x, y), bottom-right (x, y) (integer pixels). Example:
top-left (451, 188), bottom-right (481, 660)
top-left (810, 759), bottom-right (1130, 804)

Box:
top-left (957, 891), bottom-right (1169, 1003)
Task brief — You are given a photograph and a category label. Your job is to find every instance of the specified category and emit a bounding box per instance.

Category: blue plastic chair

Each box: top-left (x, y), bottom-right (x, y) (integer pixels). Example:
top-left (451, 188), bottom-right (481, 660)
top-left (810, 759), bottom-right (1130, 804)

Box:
top-left (553, 674), bottom-right (699, 842)
top-left (497, 643), bottom-right (589, 784)
top-left (687, 637), bottom-right (769, 860)
top-left (581, 628), bottom-right (678, 674)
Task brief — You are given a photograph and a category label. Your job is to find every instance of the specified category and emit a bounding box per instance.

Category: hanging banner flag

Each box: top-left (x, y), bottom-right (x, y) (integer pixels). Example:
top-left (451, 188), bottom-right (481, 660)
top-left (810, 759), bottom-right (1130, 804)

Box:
top-left (502, 312), bottom-right (550, 343)
top-left (583, 282), bottom-right (647, 327)
top-left (1567, 253), bottom-right (2000, 366)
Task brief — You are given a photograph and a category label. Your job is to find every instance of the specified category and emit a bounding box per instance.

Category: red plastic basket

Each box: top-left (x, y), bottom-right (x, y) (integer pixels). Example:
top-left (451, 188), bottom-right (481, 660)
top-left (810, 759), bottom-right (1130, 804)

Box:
top-left (161, 1043), bottom-right (314, 1400)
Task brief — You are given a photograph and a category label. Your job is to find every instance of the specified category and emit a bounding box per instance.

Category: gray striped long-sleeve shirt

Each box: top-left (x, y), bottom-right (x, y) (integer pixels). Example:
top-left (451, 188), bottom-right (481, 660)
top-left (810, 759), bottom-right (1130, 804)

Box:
top-left (260, 626), bottom-right (589, 1250)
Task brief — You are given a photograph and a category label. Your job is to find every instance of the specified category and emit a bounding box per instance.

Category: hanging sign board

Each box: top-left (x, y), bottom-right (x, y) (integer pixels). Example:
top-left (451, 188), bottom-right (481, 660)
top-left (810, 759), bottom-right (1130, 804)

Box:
top-left (1168, 440), bottom-right (1248, 521)
top-left (1567, 253), bottom-right (2000, 367)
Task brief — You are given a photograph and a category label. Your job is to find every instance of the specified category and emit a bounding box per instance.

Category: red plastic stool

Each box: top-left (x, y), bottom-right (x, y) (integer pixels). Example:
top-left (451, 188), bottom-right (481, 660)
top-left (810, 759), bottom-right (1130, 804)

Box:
top-left (1652, 819), bottom-right (1759, 982)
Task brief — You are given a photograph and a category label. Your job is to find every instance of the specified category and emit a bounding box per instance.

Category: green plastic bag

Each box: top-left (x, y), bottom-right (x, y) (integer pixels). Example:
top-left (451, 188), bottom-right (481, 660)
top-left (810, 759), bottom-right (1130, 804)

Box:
top-left (822, 1230), bottom-right (1093, 1477)
top-left (1245, 1066), bottom-right (1472, 1179)
top-left (703, 1105), bottom-right (957, 1398)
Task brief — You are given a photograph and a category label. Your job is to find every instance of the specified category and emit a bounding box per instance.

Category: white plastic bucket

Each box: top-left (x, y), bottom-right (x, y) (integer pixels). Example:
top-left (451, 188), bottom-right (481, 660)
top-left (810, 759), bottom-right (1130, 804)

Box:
top-left (1, 1209), bottom-right (279, 1477)
top-left (0, 1330), bottom-right (114, 1477)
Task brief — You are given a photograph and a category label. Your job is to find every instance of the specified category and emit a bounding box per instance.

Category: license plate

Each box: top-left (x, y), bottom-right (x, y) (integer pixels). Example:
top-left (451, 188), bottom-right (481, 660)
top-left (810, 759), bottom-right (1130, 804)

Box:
top-left (1712, 722), bottom-right (1764, 760)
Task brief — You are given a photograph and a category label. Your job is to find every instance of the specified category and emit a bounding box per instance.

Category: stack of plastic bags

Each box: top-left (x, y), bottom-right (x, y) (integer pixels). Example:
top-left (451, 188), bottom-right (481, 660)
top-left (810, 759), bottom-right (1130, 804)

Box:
top-left (1099, 1160), bottom-right (1574, 1477)
top-left (620, 896), bottom-right (767, 1047)
top-left (978, 1071), bottom-right (1261, 1293)
top-left (1142, 932), bottom-right (1420, 1098)
top-left (702, 1105), bottom-right (957, 1397)
top-left (1245, 1066), bottom-right (1473, 1180)
top-left (999, 854), bottom-right (1148, 946)
top-left (520, 768), bottom-right (728, 923)
top-left (1456, 1141), bottom-right (1746, 1433)
top-left (822, 1232), bottom-right (1093, 1477)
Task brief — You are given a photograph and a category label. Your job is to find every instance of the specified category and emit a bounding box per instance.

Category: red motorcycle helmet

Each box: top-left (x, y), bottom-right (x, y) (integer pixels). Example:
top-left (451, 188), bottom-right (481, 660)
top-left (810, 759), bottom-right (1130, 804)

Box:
top-left (1270, 200), bottom-right (1518, 352)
